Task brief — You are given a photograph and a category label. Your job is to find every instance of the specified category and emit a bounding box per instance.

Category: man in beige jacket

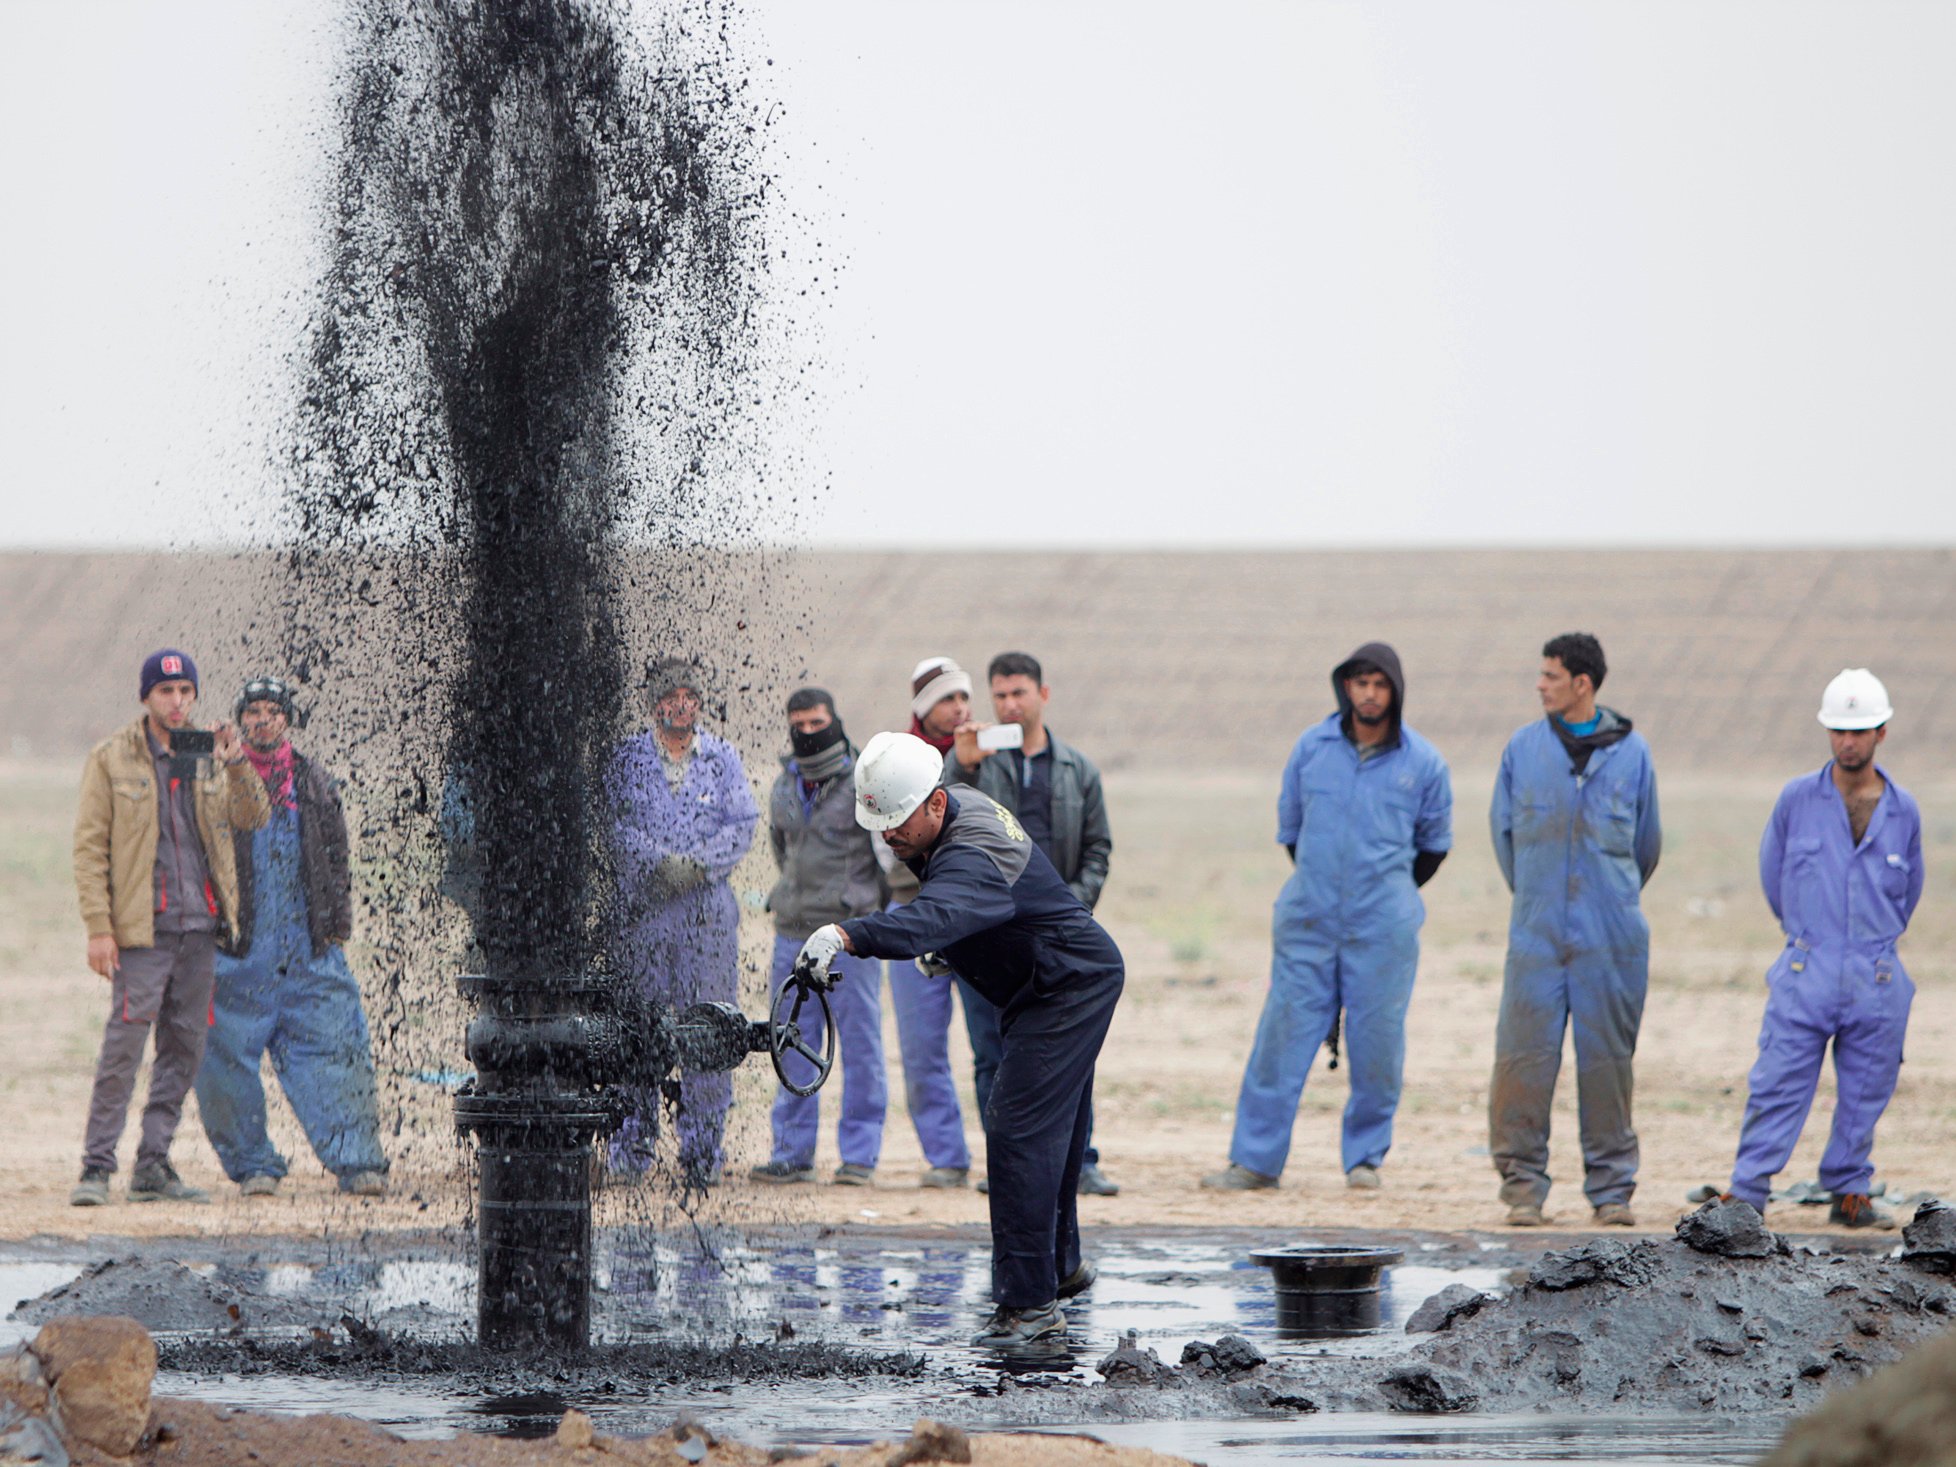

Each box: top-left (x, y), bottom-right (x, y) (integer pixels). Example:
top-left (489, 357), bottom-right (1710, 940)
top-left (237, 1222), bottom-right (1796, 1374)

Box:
top-left (71, 649), bottom-right (269, 1205)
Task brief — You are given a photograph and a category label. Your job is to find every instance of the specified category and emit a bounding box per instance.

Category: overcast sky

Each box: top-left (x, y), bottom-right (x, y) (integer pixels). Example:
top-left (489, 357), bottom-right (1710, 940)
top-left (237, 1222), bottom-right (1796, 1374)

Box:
top-left (3, 1), bottom-right (1951, 549)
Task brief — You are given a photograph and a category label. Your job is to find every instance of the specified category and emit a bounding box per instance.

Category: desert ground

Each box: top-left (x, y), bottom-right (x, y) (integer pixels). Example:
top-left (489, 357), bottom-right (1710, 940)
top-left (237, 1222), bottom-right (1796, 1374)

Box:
top-left (6, 757), bottom-right (1951, 1244)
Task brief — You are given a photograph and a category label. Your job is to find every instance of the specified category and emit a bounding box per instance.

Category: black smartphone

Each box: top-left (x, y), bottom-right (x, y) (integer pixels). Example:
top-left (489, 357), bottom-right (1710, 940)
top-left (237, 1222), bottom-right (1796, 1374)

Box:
top-left (173, 729), bottom-right (216, 757)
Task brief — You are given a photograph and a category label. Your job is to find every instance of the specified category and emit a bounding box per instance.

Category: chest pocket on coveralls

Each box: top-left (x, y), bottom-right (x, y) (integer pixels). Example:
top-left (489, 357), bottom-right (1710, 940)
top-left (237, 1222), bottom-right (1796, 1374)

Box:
top-left (1595, 781), bottom-right (1638, 860)
top-left (1880, 851), bottom-right (1911, 904)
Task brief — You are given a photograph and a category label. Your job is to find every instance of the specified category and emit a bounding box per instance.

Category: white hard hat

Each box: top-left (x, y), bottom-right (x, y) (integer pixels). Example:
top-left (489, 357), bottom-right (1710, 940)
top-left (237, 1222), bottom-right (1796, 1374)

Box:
top-left (1818, 668), bottom-right (1893, 731)
top-left (854, 730), bottom-right (947, 831)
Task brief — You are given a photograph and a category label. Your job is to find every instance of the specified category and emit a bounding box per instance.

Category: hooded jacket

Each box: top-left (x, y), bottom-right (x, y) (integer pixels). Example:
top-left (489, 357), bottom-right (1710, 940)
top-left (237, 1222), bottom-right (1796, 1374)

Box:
top-left (1276, 643), bottom-right (1454, 931)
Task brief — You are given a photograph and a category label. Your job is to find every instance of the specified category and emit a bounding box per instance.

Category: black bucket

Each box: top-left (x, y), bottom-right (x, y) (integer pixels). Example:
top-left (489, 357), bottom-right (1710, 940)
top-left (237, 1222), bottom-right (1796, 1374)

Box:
top-left (1250, 1244), bottom-right (1405, 1338)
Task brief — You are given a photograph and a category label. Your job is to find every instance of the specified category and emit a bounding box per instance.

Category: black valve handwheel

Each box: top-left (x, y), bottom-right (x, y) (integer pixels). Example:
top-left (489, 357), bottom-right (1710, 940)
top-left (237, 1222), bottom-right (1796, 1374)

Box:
top-left (770, 973), bottom-right (836, 1097)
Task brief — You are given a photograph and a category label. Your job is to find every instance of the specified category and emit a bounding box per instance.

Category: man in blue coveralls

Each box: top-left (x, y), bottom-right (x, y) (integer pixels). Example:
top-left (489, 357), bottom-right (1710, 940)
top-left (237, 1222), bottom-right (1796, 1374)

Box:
top-left (1724, 669), bottom-right (1922, 1230)
top-left (1490, 632), bottom-right (1661, 1227)
top-left (1201, 642), bottom-right (1452, 1194)
top-left (608, 658), bottom-right (758, 1187)
top-left (791, 731), bottom-right (1123, 1350)
top-left (195, 678), bottom-right (389, 1197)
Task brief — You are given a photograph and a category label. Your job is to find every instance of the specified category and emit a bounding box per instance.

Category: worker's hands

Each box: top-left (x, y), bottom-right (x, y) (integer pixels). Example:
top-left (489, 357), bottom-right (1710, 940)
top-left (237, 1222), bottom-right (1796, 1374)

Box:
top-left (793, 923), bottom-right (851, 988)
top-left (212, 722), bottom-right (244, 766)
top-left (915, 951), bottom-right (955, 979)
top-left (87, 934), bottom-right (120, 981)
top-left (649, 854), bottom-right (708, 901)
top-left (951, 721), bottom-right (992, 769)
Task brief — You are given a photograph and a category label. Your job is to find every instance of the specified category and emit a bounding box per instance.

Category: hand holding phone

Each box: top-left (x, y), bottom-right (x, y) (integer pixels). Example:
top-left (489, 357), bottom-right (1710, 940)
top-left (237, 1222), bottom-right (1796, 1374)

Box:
top-left (976, 723), bottom-right (1024, 752)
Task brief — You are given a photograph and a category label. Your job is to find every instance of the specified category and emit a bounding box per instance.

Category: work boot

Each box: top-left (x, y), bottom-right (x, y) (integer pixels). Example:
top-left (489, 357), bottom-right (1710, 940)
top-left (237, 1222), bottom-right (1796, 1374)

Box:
top-left (70, 1168), bottom-right (111, 1207)
top-left (1829, 1193), bottom-right (1897, 1230)
top-left (1504, 1200), bottom-right (1545, 1227)
top-left (970, 1301), bottom-right (1066, 1350)
top-left (129, 1163), bottom-right (209, 1204)
top-left (833, 1163), bottom-right (875, 1187)
top-left (1593, 1202), bottom-right (1636, 1227)
top-left (341, 1171), bottom-right (387, 1198)
top-left (1200, 1163), bottom-right (1277, 1191)
top-left (975, 1176), bottom-right (989, 1195)
top-left (1077, 1163), bottom-right (1120, 1197)
top-left (1056, 1261), bottom-right (1097, 1300)
top-left (919, 1166), bottom-right (969, 1189)
top-left (240, 1175), bottom-right (280, 1198)
top-left (749, 1161), bottom-right (816, 1185)
top-left (1347, 1164), bottom-right (1382, 1191)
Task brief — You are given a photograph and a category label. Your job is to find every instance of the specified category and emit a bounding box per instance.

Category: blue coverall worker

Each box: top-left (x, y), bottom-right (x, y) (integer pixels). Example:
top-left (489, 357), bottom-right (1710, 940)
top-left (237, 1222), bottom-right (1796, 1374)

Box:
top-left (1490, 703), bottom-right (1661, 1216)
top-left (803, 734), bottom-right (1122, 1340)
top-left (1727, 691), bottom-right (1922, 1219)
top-left (607, 664), bottom-right (758, 1183)
top-left (195, 687), bottom-right (389, 1192)
top-left (758, 698), bottom-right (889, 1180)
top-left (1219, 642), bottom-right (1453, 1184)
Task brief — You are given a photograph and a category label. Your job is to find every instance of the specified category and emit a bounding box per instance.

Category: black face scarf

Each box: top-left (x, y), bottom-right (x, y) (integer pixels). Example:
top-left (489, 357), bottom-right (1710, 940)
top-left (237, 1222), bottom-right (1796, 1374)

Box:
top-left (791, 718), bottom-right (849, 782)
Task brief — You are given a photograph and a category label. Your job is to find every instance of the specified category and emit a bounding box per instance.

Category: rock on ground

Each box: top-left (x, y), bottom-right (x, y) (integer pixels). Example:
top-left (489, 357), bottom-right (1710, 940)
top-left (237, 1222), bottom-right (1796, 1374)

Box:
top-left (33, 1316), bottom-right (155, 1457)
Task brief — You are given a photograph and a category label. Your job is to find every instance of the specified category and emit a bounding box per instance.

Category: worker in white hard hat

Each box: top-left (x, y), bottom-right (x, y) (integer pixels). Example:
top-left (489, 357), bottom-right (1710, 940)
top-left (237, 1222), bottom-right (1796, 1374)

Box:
top-left (1723, 669), bottom-right (1923, 1230)
top-left (792, 731), bottom-right (1125, 1352)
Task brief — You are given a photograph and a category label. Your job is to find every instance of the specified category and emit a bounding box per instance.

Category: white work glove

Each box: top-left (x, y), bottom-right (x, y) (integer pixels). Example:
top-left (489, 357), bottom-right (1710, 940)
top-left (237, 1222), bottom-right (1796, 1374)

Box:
top-left (793, 924), bottom-right (848, 988)
top-left (915, 952), bottom-right (955, 979)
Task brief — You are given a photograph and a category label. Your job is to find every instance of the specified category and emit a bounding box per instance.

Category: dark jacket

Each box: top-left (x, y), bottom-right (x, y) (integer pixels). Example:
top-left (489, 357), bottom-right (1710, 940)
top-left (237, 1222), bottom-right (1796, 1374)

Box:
top-left (767, 752), bottom-right (889, 938)
top-left (940, 728), bottom-right (1112, 910)
top-left (841, 788), bottom-right (1123, 1013)
top-left (227, 750), bottom-right (353, 959)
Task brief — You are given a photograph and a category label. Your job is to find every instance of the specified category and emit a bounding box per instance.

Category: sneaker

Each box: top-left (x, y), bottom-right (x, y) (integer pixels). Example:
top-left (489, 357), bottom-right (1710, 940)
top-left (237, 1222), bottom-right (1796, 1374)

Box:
top-left (1347, 1164), bottom-right (1382, 1191)
top-left (975, 1176), bottom-right (990, 1195)
top-left (919, 1166), bottom-right (969, 1190)
top-left (1505, 1200), bottom-right (1545, 1227)
top-left (1056, 1260), bottom-right (1097, 1299)
top-left (128, 1163), bottom-right (209, 1204)
top-left (683, 1160), bottom-right (723, 1190)
top-left (749, 1161), bottom-right (816, 1185)
top-left (970, 1301), bottom-right (1066, 1349)
top-left (70, 1168), bottom-right (111, 1207)
top-left (1200, 1163), bottom-right (1277, 1191)
top-left (1829, 1193), bottom-right (1897, 1230)
top-left (833, 1163), bottom-right (875, 1187)
top-left (341, 1171), bottom-right (387, 1198)
top-left (240, 1175), bottom-right (280, 1198)
top-left (1077, 1163), bottom-right (1120, 1197)
top-left (1593, 1202), bottom-right (1636, 1227)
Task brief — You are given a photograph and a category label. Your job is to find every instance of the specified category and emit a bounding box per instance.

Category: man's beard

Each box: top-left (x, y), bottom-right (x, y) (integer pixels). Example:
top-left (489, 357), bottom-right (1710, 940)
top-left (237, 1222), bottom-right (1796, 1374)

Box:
top-left (1837, 748), bottom-right (1872, 772)
top-left (1354, 708), bottom-right (1389, 727)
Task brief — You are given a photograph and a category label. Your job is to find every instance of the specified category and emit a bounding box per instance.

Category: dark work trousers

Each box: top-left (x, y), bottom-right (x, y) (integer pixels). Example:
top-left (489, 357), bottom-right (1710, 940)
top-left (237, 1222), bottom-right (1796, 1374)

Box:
top-left (960, 978), bottom-right (1100, 1167)
top-left (82, 931), bottom-right (217, 1174)
top-left (985, 963), bottom-right (1123, 1308)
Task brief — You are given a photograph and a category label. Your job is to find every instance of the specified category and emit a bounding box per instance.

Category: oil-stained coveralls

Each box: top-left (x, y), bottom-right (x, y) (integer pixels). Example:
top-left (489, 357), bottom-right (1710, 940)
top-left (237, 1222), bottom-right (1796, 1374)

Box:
top-left (1490, 712), bottom-right (1661, 1210)
top-left (1726, 765), bottom-right (1922, 1207)
top-left (1227, 644), bottom-right (1453, 1179)
top-left (841, 790), bottom-right (1123, 1308)
top-left (195, 750), bottom-right (389, 1188)
top-left (609, 727), bottom-right (758, 1177)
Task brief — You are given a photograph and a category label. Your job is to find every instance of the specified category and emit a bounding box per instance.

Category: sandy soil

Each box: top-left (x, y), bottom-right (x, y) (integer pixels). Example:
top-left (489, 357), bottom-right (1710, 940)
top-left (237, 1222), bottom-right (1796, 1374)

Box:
top-left (5, 766), bottom-right (1951, 1248)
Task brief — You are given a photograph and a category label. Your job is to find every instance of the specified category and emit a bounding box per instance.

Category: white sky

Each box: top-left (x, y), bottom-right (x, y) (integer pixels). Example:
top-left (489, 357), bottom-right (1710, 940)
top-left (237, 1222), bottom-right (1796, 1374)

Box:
top-left (2, 1), bottom-right (1952, 549)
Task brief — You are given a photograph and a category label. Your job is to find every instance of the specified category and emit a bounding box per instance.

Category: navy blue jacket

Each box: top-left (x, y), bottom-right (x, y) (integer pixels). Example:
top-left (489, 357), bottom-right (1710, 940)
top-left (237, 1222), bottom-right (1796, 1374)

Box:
top-left (840, 788), bottom-right (1123, 1012)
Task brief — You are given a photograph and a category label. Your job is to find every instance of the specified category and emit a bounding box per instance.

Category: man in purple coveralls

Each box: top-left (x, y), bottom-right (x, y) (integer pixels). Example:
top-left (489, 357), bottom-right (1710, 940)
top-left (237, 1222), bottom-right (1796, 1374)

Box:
top-left (608, 658), bottom-right (758, 1187)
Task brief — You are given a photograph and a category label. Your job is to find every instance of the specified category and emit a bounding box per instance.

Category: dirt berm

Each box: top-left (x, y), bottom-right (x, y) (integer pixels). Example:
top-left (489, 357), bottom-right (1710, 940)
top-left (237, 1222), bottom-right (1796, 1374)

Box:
top-left (1083, 1201), bottom-right (1956, 1421)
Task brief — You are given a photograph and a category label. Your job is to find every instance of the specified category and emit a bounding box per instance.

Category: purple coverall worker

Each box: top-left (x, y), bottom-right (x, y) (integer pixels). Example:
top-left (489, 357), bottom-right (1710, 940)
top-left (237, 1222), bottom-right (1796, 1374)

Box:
top-left (1727, 763), bottom-right (1924, 1208)
top-left (608, 724), bottom-right (758, 1179)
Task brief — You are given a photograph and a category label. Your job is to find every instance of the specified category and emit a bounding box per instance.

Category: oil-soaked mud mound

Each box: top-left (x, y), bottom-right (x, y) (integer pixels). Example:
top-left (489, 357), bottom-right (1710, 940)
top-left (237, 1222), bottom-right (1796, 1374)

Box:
top-left (154, 1330), bottom-right (926, 1391)
top-left (2, 1323), bottom-right (1193, 1467)
top-left (13, 1259), bottom-right (322, 1334)
top-left (1762, 1324), bottom-right (1956, 1467)
top-left (1077, 1203), bottom-right (1956, 1421)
